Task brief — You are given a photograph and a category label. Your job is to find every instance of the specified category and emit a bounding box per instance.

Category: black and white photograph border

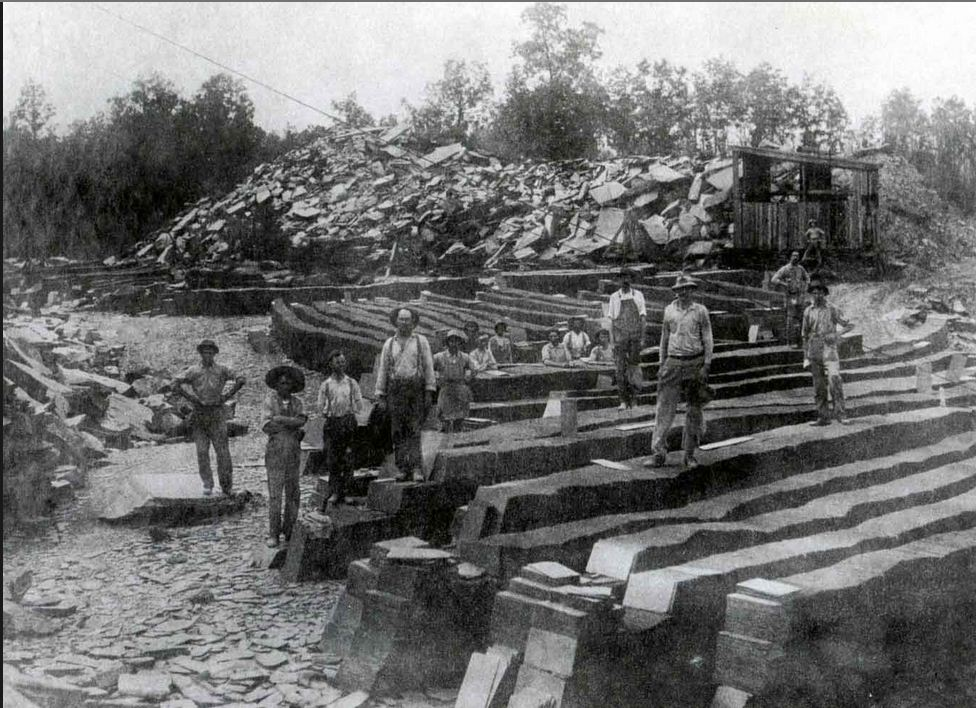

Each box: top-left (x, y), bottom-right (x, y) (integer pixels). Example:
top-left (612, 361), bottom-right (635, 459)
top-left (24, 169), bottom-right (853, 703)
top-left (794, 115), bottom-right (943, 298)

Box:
top-left (3, 3), bottom-right (976, 707)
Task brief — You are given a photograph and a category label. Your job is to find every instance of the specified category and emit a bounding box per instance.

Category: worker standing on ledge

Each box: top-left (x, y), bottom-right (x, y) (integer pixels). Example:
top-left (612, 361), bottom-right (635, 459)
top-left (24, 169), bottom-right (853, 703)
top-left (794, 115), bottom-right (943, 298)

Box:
top-left (770, 250), bottom-right (810, 348)
top-left (375, 307), bottom-right (436, 481)
top-left (608, 269), bottom-right (647, 410)
top-left (174, 339), bottom-right (246, 496)
top-left (803, 280), bottom-right (854, 426)
top-left (649, 276), bottom-right (714, 470)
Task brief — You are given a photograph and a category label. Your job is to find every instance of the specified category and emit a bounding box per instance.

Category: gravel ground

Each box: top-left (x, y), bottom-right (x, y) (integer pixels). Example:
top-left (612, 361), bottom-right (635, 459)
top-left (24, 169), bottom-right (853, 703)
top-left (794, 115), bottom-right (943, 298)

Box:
top-left (3, 311), bottom-right (452, 707)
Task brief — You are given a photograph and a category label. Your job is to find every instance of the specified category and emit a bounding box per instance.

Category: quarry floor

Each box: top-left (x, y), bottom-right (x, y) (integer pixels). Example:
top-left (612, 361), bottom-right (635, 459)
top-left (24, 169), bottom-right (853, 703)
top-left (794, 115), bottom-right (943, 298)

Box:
top-left (4, 272), bottom-right (974, 708)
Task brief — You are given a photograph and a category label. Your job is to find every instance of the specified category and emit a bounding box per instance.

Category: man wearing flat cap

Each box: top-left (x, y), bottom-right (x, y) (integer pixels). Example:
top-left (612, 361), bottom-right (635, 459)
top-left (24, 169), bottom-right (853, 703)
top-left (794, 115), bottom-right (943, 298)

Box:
top-left (650, 275), bottom-right (714, 469)
top-left (608, 269), bottom-right (647, 410)
top-left (174, 340), bottom-right (246, 495)
top-left (375, 307), bottom-right (437, 481)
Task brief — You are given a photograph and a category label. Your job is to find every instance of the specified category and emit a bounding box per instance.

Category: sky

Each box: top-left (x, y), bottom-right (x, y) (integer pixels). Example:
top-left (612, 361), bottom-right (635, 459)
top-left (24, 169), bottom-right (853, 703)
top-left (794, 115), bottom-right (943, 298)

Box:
top-left (4, 2), bottom-right (975, 134)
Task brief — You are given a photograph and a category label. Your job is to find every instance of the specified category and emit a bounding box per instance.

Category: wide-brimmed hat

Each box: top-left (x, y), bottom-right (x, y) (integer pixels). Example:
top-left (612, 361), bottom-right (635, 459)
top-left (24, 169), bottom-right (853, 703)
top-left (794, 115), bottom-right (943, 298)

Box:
top-left (265, 364), bottom-right (306, 392)
top-left (445, 329), bottom-right (466, 344)
top-left (808, 280), bottom-right (829, 295)
top-left (325, 350), bottom-right (345, 368)
top-left (672, 275), bottom-right (699, 290)
top-left (197, 339), bottom-right (219, 353)
top-left (389, 306), bottom-right (420, 326)
top-left (463, 320), bottom-right (480, 331)
top-left (618, 268), bottom-right (637, 279)
top-left (569, 313), bottom-right (587, 323)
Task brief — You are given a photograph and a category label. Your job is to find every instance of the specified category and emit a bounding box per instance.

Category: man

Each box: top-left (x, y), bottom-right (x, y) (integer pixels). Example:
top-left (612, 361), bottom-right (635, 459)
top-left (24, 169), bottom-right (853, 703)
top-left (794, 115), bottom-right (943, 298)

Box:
top-left (770, 250), bottom-right (810, 348)
top-left (463, 320), bottom-right (481, 353)
top-left (174, 340), bottom-right (246, 495)
top-left (802, 281), bottom-right (854, 426)
top-left (317, 350), bottom-right (364, 506)
top-left (608, 269), bottom-right (647, 410)
top-left (801, 220), bottom-right (825, 275)
top-left (562, 315), bottom-right (591, 360)
top-left (375, 307), bottom-right (437, 481)
top-left (649, 275), bottom-right (714, 469)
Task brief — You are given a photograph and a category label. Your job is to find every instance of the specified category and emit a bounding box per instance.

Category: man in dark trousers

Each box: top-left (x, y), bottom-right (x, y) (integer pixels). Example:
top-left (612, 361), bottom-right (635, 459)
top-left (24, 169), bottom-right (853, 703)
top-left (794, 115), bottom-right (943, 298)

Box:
top-left (374, 307), bottom-right (437, 481)
top-left (649, 275), bottom-right (714, 470)
top-left (608, 269), bottom-right (647, 410)
top-left (174, 340), bottom-right (246, 495)
top-left (770, 250), bottom-right (810, 348)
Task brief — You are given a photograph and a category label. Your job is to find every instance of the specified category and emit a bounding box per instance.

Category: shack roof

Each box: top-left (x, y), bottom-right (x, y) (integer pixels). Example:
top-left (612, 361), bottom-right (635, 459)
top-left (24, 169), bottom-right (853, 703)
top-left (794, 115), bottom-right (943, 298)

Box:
top-left (731, 145), bottom-right (880, 172)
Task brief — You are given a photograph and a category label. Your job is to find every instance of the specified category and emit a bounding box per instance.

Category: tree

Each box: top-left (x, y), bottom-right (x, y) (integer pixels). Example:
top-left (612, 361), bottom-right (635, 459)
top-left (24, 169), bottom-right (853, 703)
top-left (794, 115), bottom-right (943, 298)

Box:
top-left (740, 62), bottom-right (795, 148)
top-left (606, 59), bottom-right (694, 155)
top-left (793, 77), bottom-right (849, 152)
top-left (495, 2), bottom-right (607, 160)
top-left (691, 58), bottom-right (746, 156)
top-left (9, 79), bottom-right (55, 139)
top-left (929, 96), bottom-right (976, 211)
top-left (180, 73), bottom-right (264, 194)
top-left (330, 93), bottom-right (375, 129)
top-left (881, 88), bottom-right (928, 155)
top-left (407, 59), bottom-right (493, 148)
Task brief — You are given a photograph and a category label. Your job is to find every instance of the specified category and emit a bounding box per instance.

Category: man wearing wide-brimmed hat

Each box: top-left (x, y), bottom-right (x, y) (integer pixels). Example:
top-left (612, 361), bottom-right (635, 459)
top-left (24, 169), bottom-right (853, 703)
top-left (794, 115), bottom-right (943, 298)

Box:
top-left (262, 365), bottom-right (307, 547)
top-left (802, 280), bottom-right (854, 426)
top-left (649, 275), bottom-right (714, 469)
top-left (433, 329), bottom-right (474, 434)
top-left (608, 268), bottom-right (647, 409)
top-left (375, 307), bottom-right (437, 480)
top-left (174, 340), bottom-right (246, 495)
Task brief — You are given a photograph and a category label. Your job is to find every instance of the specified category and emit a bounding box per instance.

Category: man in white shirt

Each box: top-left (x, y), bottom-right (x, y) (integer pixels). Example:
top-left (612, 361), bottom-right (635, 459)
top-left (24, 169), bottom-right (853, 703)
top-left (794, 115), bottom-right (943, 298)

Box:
top-left (562, 315), bottom-right (591, 360)
top-left (608, 269), bottom-right (647, 410)
top-left (375, 307), bottom-right (436, 481)
top-left (649, 275), bottom-right (714, 470)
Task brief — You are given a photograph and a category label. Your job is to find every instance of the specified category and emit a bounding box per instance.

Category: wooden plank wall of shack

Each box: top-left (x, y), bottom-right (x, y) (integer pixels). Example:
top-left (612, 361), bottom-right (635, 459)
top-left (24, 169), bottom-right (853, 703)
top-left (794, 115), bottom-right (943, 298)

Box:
top-left (732, 147), bottom-right (880, 252)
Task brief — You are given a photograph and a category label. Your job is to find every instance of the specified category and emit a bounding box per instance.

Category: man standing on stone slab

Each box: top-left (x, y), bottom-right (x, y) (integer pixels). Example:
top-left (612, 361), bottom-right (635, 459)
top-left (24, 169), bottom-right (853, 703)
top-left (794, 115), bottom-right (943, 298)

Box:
top-left (608, 268), bottom-right (647, 410)
top-left (375, 307), bottom-right (437, 481)
top-left (803, 280), bottom-right (854, 426)
top-left (770, 249), bottom-right (810, 348)
top-left (649, 276), bottom-right (714, 470)
top-left (174, 339), bottom-right (246, 495)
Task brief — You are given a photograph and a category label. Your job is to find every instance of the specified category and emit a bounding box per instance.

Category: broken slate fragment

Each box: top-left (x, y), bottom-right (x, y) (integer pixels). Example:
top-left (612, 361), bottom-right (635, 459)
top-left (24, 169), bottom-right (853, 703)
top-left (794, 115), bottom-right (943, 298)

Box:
top-left (117, 672), bottom-right (173, 700)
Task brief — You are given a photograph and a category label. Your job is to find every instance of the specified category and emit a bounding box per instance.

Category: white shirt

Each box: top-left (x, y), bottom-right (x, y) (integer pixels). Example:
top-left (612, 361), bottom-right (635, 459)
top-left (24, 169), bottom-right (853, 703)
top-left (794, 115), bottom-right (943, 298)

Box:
top-left (608, 288), bottom-right (647, 320)
top-left (562, 331), bottom-right (591, 359)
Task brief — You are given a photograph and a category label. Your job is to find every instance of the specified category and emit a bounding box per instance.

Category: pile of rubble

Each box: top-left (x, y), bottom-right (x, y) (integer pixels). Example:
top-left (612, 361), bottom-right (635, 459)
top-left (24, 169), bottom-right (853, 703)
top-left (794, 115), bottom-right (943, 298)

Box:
top-left (117, 125), bottom-right (736, 284)
top-left (2, 309), bottom-right (245, 529)
top-left (862, 152), bottom-right (976, 272)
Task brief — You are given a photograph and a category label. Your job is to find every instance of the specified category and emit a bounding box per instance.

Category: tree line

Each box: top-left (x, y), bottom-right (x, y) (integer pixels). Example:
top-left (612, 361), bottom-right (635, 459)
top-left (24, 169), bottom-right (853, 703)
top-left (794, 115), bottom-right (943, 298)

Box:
top-left (4, 2), bottom-right (973, 261)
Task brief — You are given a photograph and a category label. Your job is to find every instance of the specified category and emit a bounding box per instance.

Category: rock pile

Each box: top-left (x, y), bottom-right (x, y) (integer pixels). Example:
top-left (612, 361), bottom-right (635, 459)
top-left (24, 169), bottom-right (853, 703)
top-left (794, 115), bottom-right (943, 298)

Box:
top-left (2, 310), bottom-right (246, 528)
top-left (119, 126), bottom-right (737, 284)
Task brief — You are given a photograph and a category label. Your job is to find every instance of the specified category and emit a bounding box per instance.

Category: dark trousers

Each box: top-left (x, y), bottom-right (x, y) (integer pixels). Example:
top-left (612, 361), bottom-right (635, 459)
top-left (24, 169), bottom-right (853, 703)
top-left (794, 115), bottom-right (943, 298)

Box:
top-left (388, 378), bottom-right (427, 477)
top-left (191, 406), bottom-right (233, 491)
top-left (615, 333), bottom-right (643, 405)
top-left (266, 433), bottom-right (301, 540)
top-left (323, 414), bottom-right (358, 499)
top-left (786, 299), bottom-right (806, 347)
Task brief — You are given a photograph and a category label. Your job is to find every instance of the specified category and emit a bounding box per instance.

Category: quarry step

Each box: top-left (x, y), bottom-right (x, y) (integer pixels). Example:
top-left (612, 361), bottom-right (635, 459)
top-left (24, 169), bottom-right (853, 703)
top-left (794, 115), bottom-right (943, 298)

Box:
top-left (713, 528), bottom-right (976, 697)
top-left (590, 460), bottom-right (975, 579)
top-left (459, 430), bottom-right (976, 578)
top-left (622, 488), bottom-right (976, 621)
top-left (456, 407), bottom-right (975, 541)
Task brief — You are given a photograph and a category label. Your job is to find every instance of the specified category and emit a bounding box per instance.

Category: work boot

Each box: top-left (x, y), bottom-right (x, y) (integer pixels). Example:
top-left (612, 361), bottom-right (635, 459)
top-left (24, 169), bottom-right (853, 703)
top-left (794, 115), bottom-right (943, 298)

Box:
top-left (648, 451), bottom-right (667, 468)
top-left (617, 402), bottom-right (628, 412)
top-left (836, 417), bottom-right (849, 425)
top-left (266, 536), bottom-right (279, 549)
top-left (682, 455), bottom-right (699, 470)
top-left (202, 487), bottom-right (213, 497)
top-left (808, 419), bottom-right (831, 427)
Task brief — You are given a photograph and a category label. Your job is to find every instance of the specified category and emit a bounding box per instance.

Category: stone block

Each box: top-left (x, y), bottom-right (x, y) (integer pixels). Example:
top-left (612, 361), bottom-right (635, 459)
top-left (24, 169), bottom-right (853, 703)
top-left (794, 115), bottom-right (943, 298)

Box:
top-left (370, 536), bottom-right (429, 563)
top-left (455, 649), bottom-right (518, 708)
top-left (511, 666), bottom-right (565, 706)
top-left (319, 591), bottom-right (364, 657)
top-left (347, 559), bottom-right (379, 600)
top-left (523, 628), bottom-right (578, 679)
top-left (521, 562), bottom-right (580, 587)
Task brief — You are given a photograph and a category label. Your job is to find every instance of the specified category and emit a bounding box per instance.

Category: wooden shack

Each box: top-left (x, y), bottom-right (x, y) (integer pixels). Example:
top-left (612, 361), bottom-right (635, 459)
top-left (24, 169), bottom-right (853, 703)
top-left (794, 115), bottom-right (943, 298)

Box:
top-left (731, 146), bottom-right (880, 252)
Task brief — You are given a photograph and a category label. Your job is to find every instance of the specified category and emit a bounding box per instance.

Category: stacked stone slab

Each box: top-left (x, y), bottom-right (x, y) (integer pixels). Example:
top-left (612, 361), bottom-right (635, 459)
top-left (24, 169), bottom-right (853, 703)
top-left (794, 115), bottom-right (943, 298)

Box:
top-left (317, 537), bottom-right (495, 696)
